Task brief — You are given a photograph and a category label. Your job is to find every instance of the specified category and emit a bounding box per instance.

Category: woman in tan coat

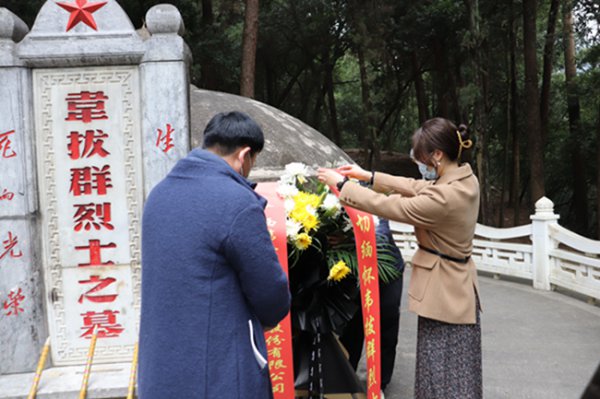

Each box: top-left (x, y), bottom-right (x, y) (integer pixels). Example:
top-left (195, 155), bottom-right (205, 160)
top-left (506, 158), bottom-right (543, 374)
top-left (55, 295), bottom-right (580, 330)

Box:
top-left (318, 117), bottom-right (482, 398)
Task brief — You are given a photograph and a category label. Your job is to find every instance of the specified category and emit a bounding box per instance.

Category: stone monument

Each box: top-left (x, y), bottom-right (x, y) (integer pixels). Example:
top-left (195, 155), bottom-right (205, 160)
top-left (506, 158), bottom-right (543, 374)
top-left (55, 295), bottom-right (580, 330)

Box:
top-left (0, 1), bottom-right (190, 397)
top-left (0, 1), bottom-right (352, 397)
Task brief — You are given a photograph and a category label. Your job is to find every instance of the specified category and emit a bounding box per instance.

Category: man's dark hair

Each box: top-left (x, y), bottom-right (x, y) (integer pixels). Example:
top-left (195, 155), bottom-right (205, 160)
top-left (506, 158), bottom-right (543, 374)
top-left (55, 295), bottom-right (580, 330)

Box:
top-left (202, 111), bottom-right (264, 155)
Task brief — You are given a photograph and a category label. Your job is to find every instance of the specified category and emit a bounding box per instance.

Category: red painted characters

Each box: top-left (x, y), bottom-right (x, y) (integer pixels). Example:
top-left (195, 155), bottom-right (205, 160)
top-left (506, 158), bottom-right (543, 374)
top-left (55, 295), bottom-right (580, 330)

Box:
top-left (62, 88), bottom-right (126, 342)
top-left (0, 130), bottom-right (17, 159)
top-left (0, 231), bottom-right (23, 261)
top-left (3, 288), bottom-right (25, 316)
top-left (156, 124), bottom-right (175, 153)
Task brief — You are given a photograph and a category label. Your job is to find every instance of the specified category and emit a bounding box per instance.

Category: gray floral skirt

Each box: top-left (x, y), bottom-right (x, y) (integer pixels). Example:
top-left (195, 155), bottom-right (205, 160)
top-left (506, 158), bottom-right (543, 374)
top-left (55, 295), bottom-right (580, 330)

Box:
top-left (414, 302), bottom-right (482, 399)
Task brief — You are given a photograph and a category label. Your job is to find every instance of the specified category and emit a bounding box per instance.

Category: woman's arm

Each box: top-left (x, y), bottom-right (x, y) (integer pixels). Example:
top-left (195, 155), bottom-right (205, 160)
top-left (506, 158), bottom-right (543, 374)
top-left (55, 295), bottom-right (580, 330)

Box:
top-left (319, 166), bottom-right (431, 197)
top-left (371, 171), bottom-right (431, 197)
top-left (338, 180), bottom-right (448, 230)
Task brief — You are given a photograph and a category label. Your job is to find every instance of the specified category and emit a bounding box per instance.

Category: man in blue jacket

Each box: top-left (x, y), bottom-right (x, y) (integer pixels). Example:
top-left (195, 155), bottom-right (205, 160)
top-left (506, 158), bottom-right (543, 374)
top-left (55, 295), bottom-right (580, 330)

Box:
top-left (139, 111), bottom-right (291, 398)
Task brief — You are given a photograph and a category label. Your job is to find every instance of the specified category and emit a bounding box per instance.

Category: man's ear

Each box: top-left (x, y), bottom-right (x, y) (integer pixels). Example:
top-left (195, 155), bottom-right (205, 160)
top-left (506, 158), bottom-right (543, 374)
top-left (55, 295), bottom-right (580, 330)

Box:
top-left (238, 146), bottom-right (252, 163)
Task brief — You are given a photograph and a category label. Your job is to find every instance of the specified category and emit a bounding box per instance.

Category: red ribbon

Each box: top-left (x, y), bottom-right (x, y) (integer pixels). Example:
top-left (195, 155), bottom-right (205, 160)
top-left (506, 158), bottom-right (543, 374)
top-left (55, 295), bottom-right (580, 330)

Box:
top-left (257, 182), bottom-right (381, 398)
top-left (342, 205), bottom-right (382, 399)
top-left (256, 182), bottom-right (295, 399)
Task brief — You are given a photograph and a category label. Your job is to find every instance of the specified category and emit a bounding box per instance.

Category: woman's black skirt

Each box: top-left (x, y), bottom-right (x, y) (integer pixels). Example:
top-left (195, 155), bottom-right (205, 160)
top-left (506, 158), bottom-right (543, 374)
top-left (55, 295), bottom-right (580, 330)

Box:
top-left (414, 301), bottom-right (482, 399)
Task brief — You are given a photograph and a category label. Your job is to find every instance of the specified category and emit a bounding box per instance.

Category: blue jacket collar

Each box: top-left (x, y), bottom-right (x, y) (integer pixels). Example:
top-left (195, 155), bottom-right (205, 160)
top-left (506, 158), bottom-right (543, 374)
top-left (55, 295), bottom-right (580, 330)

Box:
top-left (187, 148), bottom-right (266, 207)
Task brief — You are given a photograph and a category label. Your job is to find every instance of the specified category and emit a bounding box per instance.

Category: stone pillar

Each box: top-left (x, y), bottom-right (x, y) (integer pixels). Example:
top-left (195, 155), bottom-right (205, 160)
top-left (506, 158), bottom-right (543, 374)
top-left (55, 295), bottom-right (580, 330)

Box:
top-left (140, 5), bottom-right (191, 198)
top-left (530, 196), bottom-right (560, 290)
top-left (0, 8), bottom-right (48, 374)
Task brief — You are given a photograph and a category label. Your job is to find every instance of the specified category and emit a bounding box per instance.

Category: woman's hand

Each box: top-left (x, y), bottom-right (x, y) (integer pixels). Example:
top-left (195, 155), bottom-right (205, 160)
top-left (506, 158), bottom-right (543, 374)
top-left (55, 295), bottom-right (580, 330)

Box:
top-left (317, 168), bottom-right (344, 188)
top-left (336, 164), bottom-right (371, 182)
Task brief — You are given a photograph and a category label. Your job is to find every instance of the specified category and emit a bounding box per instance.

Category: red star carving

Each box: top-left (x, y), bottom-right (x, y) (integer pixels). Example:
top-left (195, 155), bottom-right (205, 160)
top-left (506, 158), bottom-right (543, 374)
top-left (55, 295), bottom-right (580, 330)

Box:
top-left (56, 0), bottom-right (108, 32)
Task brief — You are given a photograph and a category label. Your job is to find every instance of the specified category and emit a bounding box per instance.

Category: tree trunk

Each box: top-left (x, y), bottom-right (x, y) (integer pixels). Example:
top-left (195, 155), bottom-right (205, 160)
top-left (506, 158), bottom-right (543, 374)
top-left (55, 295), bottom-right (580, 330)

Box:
top-left (523, 0), bottom-right (545, 206)
top-left (464, 0), bottom-right (490, 224)
top-left (412, 51), bottom-right (429, 123)
top-left (433, 40), bottom-right (450, 118)
top-left (240, 0), bottom-right (259, 98)
top-left (325, 63), bottom-right (342, 146)
top-left (264, 60), bottom-right (275, 104)
top-left (297, 77), bottom-right (311, 123)
top-left (319, 49), bottom-right (341, 145)
top-left (597, 104), bottom-right (600, 239)
top-left (456, 63), bottom-right (469, 123)
top-left (200, 0), bottom-right (213, 25)
top-left (448, 62), bottom-right (461, 124)
top-left (509, 0), bottom-right (520, 225)
top-left (500, 19), bottom-right (512, 228)
top-left (276, 62), bottom-right (308, 108)
top-left (540, 0), bottom-right (559, 144)
top-left (357, 46), bottom-right (380, 170)
top-left (312, 71), bottom-right (326, 133)
top-left (563, 0), bottom-right (588, 235)
top-left (198, 0), bottom-right (217, 90)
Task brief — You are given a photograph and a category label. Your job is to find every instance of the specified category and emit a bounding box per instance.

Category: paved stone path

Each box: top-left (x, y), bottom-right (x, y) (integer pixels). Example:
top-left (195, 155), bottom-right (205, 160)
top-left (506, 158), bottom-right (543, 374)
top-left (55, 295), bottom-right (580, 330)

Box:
top-left (358, 269), bottom-right (600, 399)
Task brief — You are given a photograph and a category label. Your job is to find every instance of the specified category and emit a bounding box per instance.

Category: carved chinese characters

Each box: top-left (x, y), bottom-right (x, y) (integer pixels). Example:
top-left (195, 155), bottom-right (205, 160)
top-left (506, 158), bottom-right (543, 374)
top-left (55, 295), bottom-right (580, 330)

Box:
top-left (34, 67), bottom-right (141, 365)
top-left (155, 124), bottom-right (175, 153)
top-left (0, 130), bottom-right (17, 159)
top-left (1, 126), bottom-right (23, 317)
top-left (62, 89), bottom-right (126, 340)
top-left (3, 288), bottom-right (25, 316)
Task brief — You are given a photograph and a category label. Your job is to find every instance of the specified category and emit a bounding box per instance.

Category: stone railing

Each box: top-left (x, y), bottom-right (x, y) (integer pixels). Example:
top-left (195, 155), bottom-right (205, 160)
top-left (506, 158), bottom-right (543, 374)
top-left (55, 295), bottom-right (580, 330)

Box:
top-left (389, 197), bottom-right (600, 303)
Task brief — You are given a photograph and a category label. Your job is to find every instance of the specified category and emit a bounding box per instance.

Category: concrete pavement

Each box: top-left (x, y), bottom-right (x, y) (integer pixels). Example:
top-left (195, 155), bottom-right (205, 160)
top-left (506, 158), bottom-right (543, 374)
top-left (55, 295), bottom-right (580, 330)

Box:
top-left (358, 268), bottom-right (600, 399)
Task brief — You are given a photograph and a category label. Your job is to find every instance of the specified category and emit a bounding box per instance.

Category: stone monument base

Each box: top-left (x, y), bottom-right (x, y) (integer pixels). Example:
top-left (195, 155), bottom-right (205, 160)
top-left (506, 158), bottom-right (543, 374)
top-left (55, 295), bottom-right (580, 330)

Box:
top-left (0, 362), bottom-right (132, 399)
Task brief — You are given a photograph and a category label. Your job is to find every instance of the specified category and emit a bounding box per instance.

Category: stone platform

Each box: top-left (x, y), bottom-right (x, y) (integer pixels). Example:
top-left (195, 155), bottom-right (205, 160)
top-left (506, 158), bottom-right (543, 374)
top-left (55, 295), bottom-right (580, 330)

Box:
top-left (3, 268), bottom-right (600, 398)
top-left (0, 362), bottom-right (130, 399)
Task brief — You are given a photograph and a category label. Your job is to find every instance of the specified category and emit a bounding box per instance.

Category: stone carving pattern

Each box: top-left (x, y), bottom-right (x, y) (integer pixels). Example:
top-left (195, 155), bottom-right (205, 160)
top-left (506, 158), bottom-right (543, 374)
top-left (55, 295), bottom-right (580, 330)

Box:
top-left (472, 240), bottom-right (533, 278)
top-left (384, 218), bottom-right (600, 300)
top-left (389, 221), bottom-right (533, 277)
top-left (550, 249), bottom-right (600, 298)
top-left (37, 69), bottom-right (141, 363)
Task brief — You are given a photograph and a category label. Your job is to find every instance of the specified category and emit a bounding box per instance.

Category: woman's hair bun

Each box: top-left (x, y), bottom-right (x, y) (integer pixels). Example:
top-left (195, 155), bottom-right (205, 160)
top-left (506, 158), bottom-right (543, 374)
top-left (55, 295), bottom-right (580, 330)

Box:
top-left (457, 124), bottom-right (469, 140)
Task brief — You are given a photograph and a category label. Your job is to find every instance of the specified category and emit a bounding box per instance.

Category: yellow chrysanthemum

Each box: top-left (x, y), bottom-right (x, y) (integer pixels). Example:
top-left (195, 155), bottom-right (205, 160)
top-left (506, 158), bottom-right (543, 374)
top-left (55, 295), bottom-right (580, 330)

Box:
top-left (293, 191), bottom-right (321, 210)
top-left (328, 260), bottom-right (351, 282)
top-left (301, 212), bottom-right (319, 232)
top-left (290, 207), bottom-right (310, 224)
top-left (295, 233), bottom-right (312, 250)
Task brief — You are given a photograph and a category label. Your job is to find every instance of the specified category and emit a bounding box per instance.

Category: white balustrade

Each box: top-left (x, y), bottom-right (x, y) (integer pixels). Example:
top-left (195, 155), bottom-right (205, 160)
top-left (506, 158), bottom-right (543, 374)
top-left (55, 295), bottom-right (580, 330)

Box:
top-left (389, 197), bottom-right (600, 302)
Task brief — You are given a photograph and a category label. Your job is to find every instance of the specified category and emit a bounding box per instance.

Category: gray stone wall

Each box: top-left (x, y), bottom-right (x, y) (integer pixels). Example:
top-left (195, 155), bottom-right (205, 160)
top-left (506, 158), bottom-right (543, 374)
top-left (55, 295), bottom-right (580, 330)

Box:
top-left (0, 8), bottom-right (47, 374)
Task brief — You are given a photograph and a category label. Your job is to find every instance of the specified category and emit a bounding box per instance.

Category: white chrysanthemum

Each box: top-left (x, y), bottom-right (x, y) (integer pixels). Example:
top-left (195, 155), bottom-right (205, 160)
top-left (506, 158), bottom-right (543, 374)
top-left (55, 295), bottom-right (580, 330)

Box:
top-left (278, 174), bottom-right (296, 187)
top-left (286, 219), bottom-right (303, 239)
top-left (277, 183), bottom-right (299, 198)
top-left (320, 194), bottom-right (341, 212)
top-left (306, 205), bottom-right (318, 216)
top-left (284, 198), bottom-right (295, 213)
top-left (285, 162), bottom-right (309, 177)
